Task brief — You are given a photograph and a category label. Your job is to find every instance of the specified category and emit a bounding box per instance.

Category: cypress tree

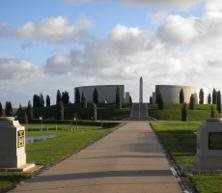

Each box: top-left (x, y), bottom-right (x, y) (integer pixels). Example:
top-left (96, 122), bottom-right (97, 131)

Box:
top-left (211, 105), bottom-right (215, 118)
top-left (179, 89), bottom-right (184, 104)
top-left (33, 94), bottom-right (41, 108)
top-left (149, 96), bottom-right (153, 104)
top-left (158, 92), bottom-right (164, 110)
top-left (213, 89), bottom-right (217, 104)
top-left (5, 102), bottom-right (13, 117)
top-left (208, 94), bottom-right (212, 104)
top-left (75, 88), bottom-right (81, 104)
top-left (91, 103), bottom-right (97, 121)
top-left (81, 93), bottom-right (87, 109)
top-left (39, 93), bottom-right (44, 107)
top-left (57, 100), bottom-right (64, 121)
top-left (156, 86), bottom-right (161, 104)
top-left (199, 88), bottom-right (204, 104)
top-left (217, 91), bottom-right (221, 113)
top-left (93, 88), bottom-right (98, 104)
top-left (46, 95), bottom-right (50, 107)
top-left (129, 96), bottom-right (132, 107)
top-left (0, 102), bottom-right (3, 117)
top-left (116, 87), bottom-right (122, 109)
top-left (27, 101), bottom-right (33, 121)
top-left (56, 90), bottom-right (62, 105)
top-left (17, 104), bottom-right (23, 122)
top-left (189, 94), bottom-right (195, 110)
top-left (181, 103), bottom-right (188, 122)
top-left (24, 112), bottom-right (28, 124)
top-left (62, 91), bottom-right (69, 104)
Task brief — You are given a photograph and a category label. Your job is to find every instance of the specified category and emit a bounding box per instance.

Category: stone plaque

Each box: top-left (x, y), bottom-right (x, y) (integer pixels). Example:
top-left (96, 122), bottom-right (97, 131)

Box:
top-left (209, 132), bottom-right (222, 150)
top-left (17, 130), bottom-right (25, 148)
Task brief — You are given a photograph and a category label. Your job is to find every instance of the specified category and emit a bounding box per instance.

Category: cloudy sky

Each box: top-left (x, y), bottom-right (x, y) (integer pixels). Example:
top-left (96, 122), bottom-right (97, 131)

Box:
top-left (0, 0), bottom-right (222, 106)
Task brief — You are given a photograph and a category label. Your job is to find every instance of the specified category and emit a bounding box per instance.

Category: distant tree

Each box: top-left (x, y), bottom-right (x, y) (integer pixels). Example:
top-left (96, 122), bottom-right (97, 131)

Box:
top-left (33, 94), bottom-right (40, 108)
top-left (212, 89), bottom-right (217, 104)
top-left (211, 105), bottom-right (215, 118)
top-left (93, 88), bottom-right (98, 104)
top-left (46, 95), bottom-right (50, 107)
top-left (5, 101), bottom-right (13, 117)
top-left (128, 96), bottom-right (132, 108)
top-left (149, 96), bottom-right (153, 104)
top-left (91, 103), bottom-right (97, 121)
top-left (179, 89), bottom-right (184, 104)
top-left (62, 91), bottom-right (69, 104)
top-left (39, 93), bottom-right (44, 107)
top-left (0, 102), bottom-right (3, 117)
top-left (56, 90), bottom-right (62, 105)
top-left (27, 101), bottom-right (33, 121)
top-left (156, 86), bottom-right (161, 104)
top-left (75, 88), bottom-right (81, 104)
top-left (217, 91), bottom-right (221, 113)
top-left (181, 103), bottom-right (188, 122)
top-left (189, 94), bottom-right (195, 110)
top-left (57, 100), bottom-right (64, 121)
top-left (199, 88), bottom-right (204, 104)
top-left (208, 94), bottom-right (212, 104)
top-left (17, 104), bottom-right (23, 122)
top-left (24, 112), bottom-right (28, 124)
top-left (81, 93), bottom-right (87, 109)
top-left (116, 87), bottom-right (122, 109)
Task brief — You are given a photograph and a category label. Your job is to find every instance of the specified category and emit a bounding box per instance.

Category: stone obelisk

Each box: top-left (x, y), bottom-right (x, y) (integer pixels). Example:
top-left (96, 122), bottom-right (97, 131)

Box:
top-left (139, 77), bottom-right (143, 104)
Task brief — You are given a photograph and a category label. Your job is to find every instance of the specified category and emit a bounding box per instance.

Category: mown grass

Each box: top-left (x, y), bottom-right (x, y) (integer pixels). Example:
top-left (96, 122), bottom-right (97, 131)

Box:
top-left (0, 122), bottom-right (120, 191)
top-left (152, 121), bottom-right (222, 193)
top-left (149, 104), bottom-right (214, 121)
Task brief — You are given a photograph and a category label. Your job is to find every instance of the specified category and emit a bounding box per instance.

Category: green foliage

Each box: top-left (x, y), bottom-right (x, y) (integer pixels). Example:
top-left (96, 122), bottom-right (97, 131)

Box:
top-left (189, 94), bottom-right (195, 110)
top-left (116, 87), bottom-right (122, 109)
top-left (0, 102), bottom-right (3, 117)
top-left (129, 96), bottom-right (132, 107)
top-left (5, 101), bottom-right (13, 117)
top-left (207, 93), bottom-right (211, 104)
top-left (57, 101), bottom-right (64, 121)
top-left (211, 105), bottom-right (215, 118)
top-left (149, 96), bottom-right (153, 104)
top-left (212, 88), bottom-right (217, 104)
top-left (75, 88), bottom-right (81, 104)
top-left (158, 93), bottom-right (164, 110)
top-left (81, 93), bottom-right (87, 109)
top-left (217, 91), bottom-right (221, 113)
top-left (181, 103), bottom-right (188, 121)
top-left (27, 101), bottom-right (33, 121)
top-left (33, 94), bottom-right (44, 108)
top-left (179, 89), bottom-right (184, 104)
top-left (199, 88), bottom-right (204, 104)
top-left (46, 95), bottom-right (50, 107)
top-left (62, 91), bottom-right (69, 104)
top-left (93, 88), bottom-right (98, 104)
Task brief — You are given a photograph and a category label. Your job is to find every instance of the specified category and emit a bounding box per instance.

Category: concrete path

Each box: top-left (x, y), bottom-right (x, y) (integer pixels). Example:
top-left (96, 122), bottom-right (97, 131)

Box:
top-left (10, 122), bottom-right (181, 193)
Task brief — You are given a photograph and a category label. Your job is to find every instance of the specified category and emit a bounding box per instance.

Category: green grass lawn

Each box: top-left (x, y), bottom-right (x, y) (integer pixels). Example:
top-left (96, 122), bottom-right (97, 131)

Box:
top-left (0, 122), bottom-right (120, 191)
top-left (149, 104), bottom-right (214, 121)
top-left (151, 121), bottom-right (222, 193)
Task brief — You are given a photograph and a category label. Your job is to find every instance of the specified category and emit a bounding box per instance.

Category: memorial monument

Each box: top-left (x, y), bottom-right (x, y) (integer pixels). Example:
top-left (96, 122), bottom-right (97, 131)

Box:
top-left (196, 118), bottom-right (222, 170)
top-left (0, 117), bottom-right (35, 172)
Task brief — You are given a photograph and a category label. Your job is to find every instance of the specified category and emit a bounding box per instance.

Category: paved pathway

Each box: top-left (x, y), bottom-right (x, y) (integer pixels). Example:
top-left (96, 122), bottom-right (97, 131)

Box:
top-left (10, 122), bottom-right (181, 193)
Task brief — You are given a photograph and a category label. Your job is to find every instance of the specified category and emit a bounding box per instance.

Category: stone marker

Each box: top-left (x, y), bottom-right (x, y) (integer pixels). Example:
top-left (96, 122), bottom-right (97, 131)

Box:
top-left (196, 118), bottom-right (222, 170)
top-left (0, 117), bottom-right (35, 172)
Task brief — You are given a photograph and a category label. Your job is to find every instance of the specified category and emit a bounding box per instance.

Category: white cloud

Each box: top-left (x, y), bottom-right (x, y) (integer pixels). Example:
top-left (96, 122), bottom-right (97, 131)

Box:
top-left (0, 58), bottom-right (42, 80)
top-left (16, 16), bottom-right (92, 43)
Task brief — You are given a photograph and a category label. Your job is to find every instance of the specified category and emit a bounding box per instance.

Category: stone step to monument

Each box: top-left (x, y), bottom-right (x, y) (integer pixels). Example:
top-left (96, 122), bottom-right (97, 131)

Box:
top-left (0, 163), bottom-right (41, 173)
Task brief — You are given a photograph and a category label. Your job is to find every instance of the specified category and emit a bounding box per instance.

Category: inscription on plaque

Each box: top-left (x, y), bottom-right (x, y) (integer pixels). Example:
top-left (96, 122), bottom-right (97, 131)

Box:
top-left (17, 130), bottom-right (25, 148)
top-left (209, 132), bottom-right (222, 150)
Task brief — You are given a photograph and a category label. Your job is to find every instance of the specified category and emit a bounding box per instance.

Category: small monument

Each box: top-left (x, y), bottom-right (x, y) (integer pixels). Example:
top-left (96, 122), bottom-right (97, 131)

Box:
top-left (139, 77), bottom-right (143, 104)
top-left (196, 118), bottom-right (222, 170)
top-left (0, 117), bottom-right (35, 172)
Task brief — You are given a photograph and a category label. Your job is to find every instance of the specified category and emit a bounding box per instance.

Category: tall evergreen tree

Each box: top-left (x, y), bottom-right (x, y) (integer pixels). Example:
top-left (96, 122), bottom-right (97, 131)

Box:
top-left (5, 101), bottom-right (13, 117)
top-left (93, 88), bottom-right (98, 104)
top-left (181, 103), bottom-right (188, 121)
top-left (56, 90), bottom-right (62, 105)
top-left (39, 93), bottom-right (44, 107)
top-left (90, 103), bottom-right (97, 121)
top-left (17, 104), bottom-right (23, 122)
top-left (217, 91), bottom-right (221, 113)
top-left (199, 88), bottom-right (204, 104)
top-left (211, 105), bottom-right (215, 118)
top-left (33, 94), bottom-right (40, 108)
top-left (75, 88), bottom-right (81, 104)
top-left (129, 96), bottom-right (132, 107)
top-left (212, 88), bottom-right (217, 104)
top-left (116, 87), bottom-right (122, 109)
top-left (158, 92), bottom-right (164, 110)
top-left (81, 93), bottom-right (87, 109)
top-left (149, 96), bottom-right (153, 104)
top-left (156, 86), bottom-right (161, 104)
top-left (57, 100), bottom-right (64, 120)
top-left (208, 94), bottom-right (212, 104)
top-left (27, 101), bottom-right (33, 121)
top-left (179, 89), bottom-right (184, 104)
top-left (189, 94), bottom-right (195, 110)
top-left (46, 95), bottom-right (50, 107)
top-left (0, 102), bottom-right (3, 117)
top-left (62, 91), bottom-right (69, 104)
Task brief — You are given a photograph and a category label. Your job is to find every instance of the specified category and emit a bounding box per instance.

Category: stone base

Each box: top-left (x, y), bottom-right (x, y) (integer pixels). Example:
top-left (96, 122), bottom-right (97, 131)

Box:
top-left (196, 155), bottom-right (222, 170)
top-left (0, 163), bottom-right (41, 173)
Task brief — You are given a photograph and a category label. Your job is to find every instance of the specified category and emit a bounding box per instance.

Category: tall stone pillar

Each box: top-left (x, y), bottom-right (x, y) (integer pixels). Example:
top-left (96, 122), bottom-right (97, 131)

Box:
top-left (139, 77), bottom-right (143, 103)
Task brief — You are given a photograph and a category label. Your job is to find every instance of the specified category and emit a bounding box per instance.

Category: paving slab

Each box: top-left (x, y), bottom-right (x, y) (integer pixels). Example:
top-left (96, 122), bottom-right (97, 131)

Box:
top-left (9, 122), bottom-right (181, 193)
